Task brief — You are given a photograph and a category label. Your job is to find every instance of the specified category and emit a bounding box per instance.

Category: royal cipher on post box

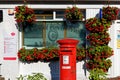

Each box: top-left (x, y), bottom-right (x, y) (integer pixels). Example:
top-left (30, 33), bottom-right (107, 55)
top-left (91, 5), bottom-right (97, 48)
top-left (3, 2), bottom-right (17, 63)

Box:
top-left (57, 38), bottom-right (79, 80)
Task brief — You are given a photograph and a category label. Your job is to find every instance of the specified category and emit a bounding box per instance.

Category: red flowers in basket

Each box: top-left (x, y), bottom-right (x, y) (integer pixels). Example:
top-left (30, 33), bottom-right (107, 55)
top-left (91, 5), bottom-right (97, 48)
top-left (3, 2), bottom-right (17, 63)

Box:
top-left (85, 18), bottom-right (110, 33)
top-left (86, 59), bottom-right (112, 72)
top-left (102, 6), bottom-right (119, 21)
top-left (86, 45), bottom-right (113, 72)
top-left (86, 45), bottom-right (113, 59)
top-left (65, 6), bottom-right (84, 21)
top-left (14, 5), bottom-right (36, 23)
top-left (17, 47), bottom-right (59, 62)
top-left (18, 47), bottom-right (86, 62)
top-left (86, 32), bottom-right (111, 46)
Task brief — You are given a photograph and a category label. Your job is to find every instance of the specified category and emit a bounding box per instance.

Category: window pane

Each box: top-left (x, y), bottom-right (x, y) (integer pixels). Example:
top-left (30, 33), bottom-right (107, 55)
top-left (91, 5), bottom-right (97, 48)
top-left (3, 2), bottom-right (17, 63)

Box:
top-left (34, 10), bottom-right (53, 19)
top-left (66, 21), bottom-right (86, 47)
top-left (35, 15), bottom-right (53, 19)
top-left (56, 10), bottom-right (65, 18)
top-left (23, 22), bottom-right (44, 47)
top-left (46, 21), bottom-right (65, 47)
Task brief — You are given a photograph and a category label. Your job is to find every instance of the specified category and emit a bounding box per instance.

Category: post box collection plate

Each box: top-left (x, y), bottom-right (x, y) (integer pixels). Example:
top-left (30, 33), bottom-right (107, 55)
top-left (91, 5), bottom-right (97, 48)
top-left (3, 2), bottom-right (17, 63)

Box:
top-left (63, 55), bottom-right (69, 64)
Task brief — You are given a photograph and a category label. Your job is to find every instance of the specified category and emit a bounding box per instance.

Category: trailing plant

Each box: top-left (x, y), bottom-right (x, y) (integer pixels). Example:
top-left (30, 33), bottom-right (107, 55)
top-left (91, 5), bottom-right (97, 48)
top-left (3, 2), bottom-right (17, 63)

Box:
top-left (89, 68), bottom-right (107, 80)
top-left (17, 73), bottom-right (47, 80)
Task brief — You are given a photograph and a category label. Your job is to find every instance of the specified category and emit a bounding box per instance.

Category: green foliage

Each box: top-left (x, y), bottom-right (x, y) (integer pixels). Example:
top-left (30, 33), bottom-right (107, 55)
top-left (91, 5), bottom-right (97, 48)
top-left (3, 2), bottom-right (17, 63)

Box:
top-left (102, 6), bottom-right (119, 21)
top-left (87, 45), bottom-right (113, 59)
top-left (86, 45), bottom-right (113, 72)
top-left (17, 75), bottom-right (24, 80)
top-left (76, 47), bottom-right (86, 61)
top-left (17, 73), bottom-right (47, 80)
top-left (86, 59), bottom-right (112, 72)
top-left (85, 18), bottom-right (111, 33)
top-left (87, 32), bottom-right (111, 46)
top-left (65, 6), bottom-right (84, 21)
top-left (18, 47), bottom-right (59, 62)
top-left (86, 6), bottom-right (114, 76)
top-left (14, 5), bottom-right (36, 23)
top-left (18, 47), bottom-right (86, 62)
top-left (89, 68), bottom-right (108, 80)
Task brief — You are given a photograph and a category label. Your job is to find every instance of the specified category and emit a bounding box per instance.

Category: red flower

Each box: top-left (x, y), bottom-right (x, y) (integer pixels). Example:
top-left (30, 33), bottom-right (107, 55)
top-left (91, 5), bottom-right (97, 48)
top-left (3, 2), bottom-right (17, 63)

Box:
top-left (65, 6), bottom-right (84, 21)
top-left (14, 5), bottom-right (36, 23)
top-left (102, 6), bottom-right (119, 21)
top-left (17, 52), bottom-right (21, 58)
top-left (26, 55), bottom-right (33, 61)
top-left (85, 18), bottom-right (110, 33)
top-left (86, 32), bottom-right (111, 46)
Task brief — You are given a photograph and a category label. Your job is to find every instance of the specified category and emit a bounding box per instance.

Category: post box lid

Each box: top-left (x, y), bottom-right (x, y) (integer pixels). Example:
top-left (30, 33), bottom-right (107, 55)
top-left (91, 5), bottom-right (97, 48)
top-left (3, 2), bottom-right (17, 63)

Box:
top-left (57, 38), bottom-right (79, 47)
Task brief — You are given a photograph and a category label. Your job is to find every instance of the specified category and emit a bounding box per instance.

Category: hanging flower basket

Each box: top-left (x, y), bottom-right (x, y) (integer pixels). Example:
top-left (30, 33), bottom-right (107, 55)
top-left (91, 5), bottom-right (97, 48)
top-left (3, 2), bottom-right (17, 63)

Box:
top-left (85, 18), bottom-right (111, 33)
top-left (86, 59), bottom-right (112, 72)
top-left (86, 32), bottom-right (111, 46)
top-left (14, 5), bottom-right (36, 30)
top-left (86, 45), bottom-right (113, 59)
top-left (102, 6), bottom-right (119, 21)
top-left (65, 6), bottom-right (84, 22)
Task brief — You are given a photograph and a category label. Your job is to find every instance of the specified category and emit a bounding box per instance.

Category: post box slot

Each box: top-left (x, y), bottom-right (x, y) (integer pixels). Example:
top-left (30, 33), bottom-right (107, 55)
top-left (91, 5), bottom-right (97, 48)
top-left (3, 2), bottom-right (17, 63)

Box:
top-left (61, 50), bottom-right (72, 52)
top-left (59, 52), bottom-right (73, 55)
top-left (59, 50), bottom-right (72, 55)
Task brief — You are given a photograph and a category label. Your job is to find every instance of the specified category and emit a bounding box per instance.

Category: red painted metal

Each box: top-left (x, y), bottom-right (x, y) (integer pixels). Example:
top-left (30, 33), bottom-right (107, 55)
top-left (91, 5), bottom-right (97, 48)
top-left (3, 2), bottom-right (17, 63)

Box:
top-left (57, 38), bottom-right (79, 80)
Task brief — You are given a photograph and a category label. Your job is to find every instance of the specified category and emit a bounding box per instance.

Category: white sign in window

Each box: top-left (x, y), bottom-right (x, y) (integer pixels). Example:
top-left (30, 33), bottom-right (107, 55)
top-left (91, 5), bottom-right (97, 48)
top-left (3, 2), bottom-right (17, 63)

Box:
top-left (117, 30), bottom-right (120, 48)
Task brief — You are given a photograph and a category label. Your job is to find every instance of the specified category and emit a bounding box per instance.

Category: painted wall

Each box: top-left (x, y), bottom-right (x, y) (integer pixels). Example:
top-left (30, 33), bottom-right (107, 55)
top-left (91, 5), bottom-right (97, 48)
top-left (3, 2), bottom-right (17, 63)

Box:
top-left (0, 9), bottom-right (19, 80)
top-left (108, 20), bottom-right (120, 77)
top-left (0, 4), bottom-right (120, 80)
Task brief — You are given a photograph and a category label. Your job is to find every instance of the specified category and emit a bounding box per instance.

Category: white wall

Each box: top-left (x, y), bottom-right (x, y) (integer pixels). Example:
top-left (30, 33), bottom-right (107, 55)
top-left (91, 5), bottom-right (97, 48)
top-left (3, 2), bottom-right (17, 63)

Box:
top-left (108, 20), bottom-right (120, 77)
top-left (0, 9), bottom-right (19, 80)
top-left (0, 4), bottom-right (120, 80)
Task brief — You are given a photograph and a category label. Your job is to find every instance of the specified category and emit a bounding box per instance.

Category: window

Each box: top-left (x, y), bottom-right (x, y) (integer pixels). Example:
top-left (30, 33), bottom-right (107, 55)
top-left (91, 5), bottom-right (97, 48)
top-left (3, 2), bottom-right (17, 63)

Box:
top-left (23, 9), bottom-right (86, 48)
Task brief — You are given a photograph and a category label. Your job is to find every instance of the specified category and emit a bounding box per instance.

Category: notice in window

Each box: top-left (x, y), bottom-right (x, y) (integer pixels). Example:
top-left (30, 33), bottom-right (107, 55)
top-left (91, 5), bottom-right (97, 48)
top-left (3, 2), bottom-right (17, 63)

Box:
top-left (117, 30), bottom-right (120, 48)
top-left (3, 32), bottom-right (17, 60)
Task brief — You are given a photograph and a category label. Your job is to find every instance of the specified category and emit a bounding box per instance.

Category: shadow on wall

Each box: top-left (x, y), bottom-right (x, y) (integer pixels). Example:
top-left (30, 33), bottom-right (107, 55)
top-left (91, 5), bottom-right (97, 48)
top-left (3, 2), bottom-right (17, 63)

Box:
top-left (49, 61), bottom-right (87, 80)
top-left (49, 61), bottom-right (60, 80)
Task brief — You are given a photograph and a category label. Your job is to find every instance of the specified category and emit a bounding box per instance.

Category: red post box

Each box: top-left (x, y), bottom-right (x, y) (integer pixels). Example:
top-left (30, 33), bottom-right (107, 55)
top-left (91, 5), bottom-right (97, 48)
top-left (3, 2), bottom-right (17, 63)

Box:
top-left (57, 38), bottom-right (79, 80)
